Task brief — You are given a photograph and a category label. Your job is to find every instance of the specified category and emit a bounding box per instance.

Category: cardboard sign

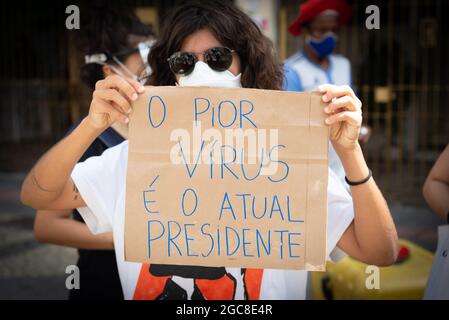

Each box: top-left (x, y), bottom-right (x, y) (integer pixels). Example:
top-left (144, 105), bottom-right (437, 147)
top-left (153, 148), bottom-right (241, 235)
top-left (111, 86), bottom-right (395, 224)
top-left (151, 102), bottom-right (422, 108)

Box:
top-left (125, 86), bottom-right (329, 271)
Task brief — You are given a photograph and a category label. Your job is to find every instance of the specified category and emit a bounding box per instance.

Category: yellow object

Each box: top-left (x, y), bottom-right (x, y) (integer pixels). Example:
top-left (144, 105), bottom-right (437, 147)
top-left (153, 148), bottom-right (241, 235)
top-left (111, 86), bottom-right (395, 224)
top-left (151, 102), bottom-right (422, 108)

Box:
top-left (310, 239), bottom-right (434, 300)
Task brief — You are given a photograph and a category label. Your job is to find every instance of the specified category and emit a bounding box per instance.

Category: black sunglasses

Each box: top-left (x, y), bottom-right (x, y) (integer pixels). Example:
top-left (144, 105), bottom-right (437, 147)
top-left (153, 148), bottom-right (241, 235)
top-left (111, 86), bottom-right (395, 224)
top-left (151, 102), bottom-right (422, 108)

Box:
top-left (167, 47), bottom-right (235, 76)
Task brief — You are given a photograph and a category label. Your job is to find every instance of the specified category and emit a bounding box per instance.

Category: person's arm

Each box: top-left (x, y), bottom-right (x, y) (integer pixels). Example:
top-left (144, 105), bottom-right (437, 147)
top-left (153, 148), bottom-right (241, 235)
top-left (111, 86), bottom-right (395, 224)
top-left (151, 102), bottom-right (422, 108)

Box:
top-left (34, 210), bottom-right (114, 249)
top-left (21, 75), bottom-right (145, 210)
top-left (423, 144), bottom-right (449, 222)
top-left (319, 84), bottom-right (399, 266)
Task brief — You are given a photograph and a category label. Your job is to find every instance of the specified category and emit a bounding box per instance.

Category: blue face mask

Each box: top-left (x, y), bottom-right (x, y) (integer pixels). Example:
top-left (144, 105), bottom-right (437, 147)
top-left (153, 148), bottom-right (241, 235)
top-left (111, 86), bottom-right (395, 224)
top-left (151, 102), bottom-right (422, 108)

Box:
top-left (306, 32), bottom-right (338, 58)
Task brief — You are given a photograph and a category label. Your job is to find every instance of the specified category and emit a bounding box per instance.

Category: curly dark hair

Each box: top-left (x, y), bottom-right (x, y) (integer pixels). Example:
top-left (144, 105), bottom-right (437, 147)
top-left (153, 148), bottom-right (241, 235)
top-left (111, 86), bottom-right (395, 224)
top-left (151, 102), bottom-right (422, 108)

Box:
top-left (148, 0), bottom-right (283, 90)
top-left (79, 2), bottom-right (155, 89)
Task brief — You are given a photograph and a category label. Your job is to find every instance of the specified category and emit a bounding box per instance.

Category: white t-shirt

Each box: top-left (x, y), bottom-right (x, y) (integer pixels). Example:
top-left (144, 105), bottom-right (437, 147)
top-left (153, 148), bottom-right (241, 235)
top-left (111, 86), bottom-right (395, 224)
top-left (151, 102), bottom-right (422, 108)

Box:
top-left (71, 141), bottom-right (354, 300)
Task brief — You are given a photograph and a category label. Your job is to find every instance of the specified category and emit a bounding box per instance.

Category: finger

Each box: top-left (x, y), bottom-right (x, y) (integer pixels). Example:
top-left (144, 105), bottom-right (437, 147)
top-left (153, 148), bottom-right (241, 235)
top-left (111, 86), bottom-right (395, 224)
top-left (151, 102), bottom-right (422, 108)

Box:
top-left (325, 95), bottom-right (361, 114)
top-left (93, 89), bottom-right (131, 114)
top-left (127, 77), bottom-right (146, 94)
top-left (327, 106), bottom-right (362, 118)
top-left (318, 84), bottom-right (358, 102)
top-left (318, 84), bottom-right (355, 101)
top-left (325, 111), bottom-right (362, 126)
top-left (93, 98), bottom-right (129, 124)
top-left (103, 75), bottom-right (142, 101)
top-left (113, 74), bottom-right (146, 95)
top-left (110, 102), bottom-right (131, 123)
top-left (328, 107), bottom-right (351, 116)
top-left (95, 78), bottom-right (106, 90)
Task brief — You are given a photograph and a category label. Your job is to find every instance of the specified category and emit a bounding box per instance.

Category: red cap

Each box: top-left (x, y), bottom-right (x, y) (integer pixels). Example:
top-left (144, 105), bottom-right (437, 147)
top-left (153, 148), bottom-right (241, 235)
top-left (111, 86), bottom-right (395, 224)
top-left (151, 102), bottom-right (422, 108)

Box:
top-left (288, 0), bottom-right (352, 36)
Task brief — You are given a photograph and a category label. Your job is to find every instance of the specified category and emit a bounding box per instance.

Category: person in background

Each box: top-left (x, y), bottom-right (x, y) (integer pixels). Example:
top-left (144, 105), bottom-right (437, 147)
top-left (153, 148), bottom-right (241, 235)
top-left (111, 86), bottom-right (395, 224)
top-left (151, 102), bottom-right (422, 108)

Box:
top-left (33, 4), bottom-right (155, 300)
top-left (284, 0), bottom-right (371, 184)
top-left (422, 143), bottom-right (449, 299)
top-left (423, 143), bottom-right (449, 223)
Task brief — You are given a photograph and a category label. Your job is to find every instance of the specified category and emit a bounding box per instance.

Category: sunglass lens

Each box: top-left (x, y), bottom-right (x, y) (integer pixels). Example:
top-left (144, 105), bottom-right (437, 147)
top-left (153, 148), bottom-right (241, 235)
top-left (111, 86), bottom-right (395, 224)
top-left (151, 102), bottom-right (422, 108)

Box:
top-left (169, 52), bottom-right (196, 75)
top-left (205, 47), bottom-right (233, 72)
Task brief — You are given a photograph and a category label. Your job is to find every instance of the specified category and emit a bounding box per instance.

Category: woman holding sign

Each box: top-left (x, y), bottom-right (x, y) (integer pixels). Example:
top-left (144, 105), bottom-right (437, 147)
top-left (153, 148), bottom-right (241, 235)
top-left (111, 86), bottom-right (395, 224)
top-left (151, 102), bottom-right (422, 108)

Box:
top-left (21, 0), bottom-right (398, 300)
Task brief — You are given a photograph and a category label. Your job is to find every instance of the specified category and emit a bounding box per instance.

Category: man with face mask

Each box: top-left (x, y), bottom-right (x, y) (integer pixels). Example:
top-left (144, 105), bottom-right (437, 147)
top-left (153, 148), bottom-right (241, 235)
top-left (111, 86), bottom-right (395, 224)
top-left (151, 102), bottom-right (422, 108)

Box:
top-left (284, 0), bottom-right (352, 92)
top-left (284, 0), bottom-right (357, 186)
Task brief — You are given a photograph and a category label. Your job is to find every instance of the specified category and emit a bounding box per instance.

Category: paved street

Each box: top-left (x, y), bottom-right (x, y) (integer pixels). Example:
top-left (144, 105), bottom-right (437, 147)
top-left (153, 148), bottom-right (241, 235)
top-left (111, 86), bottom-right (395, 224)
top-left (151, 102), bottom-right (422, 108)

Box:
top-left (0, 172), bottom-right (444, 300)
top-left (0, 173), bottom-right (77, 299)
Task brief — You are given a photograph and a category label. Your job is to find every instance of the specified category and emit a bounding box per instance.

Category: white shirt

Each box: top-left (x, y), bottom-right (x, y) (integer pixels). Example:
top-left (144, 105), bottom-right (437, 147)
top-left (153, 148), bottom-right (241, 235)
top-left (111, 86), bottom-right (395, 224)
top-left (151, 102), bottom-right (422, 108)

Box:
top-left (283, 51), bottom-right (352, 186)
top-left (72, 141), bottom-right (354, 300)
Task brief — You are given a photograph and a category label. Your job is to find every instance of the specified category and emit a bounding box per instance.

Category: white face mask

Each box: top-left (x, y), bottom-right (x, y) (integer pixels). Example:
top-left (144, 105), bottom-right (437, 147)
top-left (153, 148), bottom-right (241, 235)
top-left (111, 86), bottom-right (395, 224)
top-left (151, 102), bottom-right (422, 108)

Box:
top-left (178, 61), bottom-right (242, 88)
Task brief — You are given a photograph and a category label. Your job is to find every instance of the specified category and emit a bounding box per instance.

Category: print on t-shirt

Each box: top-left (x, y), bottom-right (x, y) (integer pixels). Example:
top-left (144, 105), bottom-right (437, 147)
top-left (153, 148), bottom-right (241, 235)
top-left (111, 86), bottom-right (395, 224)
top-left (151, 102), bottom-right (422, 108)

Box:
top-left (133, 264), bottom-right (263, 300)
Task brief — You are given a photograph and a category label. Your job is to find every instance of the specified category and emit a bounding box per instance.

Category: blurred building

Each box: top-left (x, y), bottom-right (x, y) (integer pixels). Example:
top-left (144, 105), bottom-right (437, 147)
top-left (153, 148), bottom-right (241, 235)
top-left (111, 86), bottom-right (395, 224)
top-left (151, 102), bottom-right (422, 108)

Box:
top-left (0, 0), bottom-right (447, 205)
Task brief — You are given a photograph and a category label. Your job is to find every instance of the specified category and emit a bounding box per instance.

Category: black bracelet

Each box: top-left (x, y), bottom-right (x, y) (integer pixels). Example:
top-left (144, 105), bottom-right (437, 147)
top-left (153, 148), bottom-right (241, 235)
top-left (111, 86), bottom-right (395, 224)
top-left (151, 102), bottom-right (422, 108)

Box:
top-left (345, 169), bottom-right (372, 186)
top-left (446, 210), bottom-right (449, 224)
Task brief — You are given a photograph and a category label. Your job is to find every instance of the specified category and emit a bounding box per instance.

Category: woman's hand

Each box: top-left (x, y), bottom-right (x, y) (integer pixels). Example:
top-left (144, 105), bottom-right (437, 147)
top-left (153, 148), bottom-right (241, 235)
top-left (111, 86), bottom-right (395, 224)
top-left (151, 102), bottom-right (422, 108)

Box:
top-left (87, 74), bottom-right (145, 130)
top-left (316, 85), bottom-right (398, 266)
top-left (319, 84), bottom-right (362, 153)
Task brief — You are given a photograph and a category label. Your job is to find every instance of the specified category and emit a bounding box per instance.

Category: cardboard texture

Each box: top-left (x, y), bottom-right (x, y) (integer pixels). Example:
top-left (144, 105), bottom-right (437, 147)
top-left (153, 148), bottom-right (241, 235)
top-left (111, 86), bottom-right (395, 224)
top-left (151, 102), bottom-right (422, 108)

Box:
top-left (125, 86), bottom-right (328, 271)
